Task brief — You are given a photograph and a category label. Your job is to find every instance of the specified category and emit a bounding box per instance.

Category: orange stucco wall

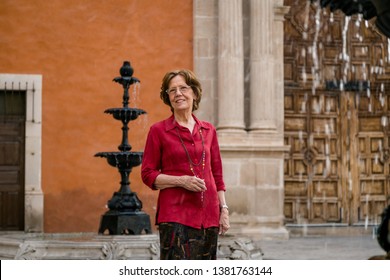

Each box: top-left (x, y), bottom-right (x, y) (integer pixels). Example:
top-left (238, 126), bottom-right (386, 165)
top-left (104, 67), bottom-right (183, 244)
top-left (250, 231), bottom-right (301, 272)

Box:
top-left (0, 0), bottom-right (193, 232)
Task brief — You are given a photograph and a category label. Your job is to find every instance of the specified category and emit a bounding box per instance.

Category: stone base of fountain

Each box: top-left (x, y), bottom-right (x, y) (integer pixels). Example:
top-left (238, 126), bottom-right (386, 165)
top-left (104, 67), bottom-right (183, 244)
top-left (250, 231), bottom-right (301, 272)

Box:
top-left (0, 232), bottom-right (263, 260)
top-left (0, 232), bottom-right (160, 260)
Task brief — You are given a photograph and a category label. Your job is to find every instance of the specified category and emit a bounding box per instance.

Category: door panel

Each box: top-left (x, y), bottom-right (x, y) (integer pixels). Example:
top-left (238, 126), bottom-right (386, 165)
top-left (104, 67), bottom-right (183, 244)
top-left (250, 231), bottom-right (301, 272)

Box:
top-left (284, 89), bottom-right (342, 223)
top-left (355, 92), bottom-right (390, 224)
top-left (284, 0), bottom-right (390, 224)
top-left (0, 90), bottom-right (26, 230)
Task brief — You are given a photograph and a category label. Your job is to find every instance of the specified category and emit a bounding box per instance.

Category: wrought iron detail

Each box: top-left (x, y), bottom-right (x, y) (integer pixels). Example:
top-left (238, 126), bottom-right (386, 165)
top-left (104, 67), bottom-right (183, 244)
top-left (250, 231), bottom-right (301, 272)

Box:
top-left (95, 61), bottom-right (151, 235)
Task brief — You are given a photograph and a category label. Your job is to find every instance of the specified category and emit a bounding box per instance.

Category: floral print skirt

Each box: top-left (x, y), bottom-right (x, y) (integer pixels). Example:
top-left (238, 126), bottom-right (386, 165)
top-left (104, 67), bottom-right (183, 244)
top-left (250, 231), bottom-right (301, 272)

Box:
top-left (158, 222), bottom-right (219, 260)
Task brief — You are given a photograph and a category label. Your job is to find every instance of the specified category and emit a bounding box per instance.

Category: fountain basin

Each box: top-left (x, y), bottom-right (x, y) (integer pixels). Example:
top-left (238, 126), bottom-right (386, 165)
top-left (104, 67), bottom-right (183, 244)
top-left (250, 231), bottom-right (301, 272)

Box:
top-left (105, 107), bottom-right (146, 122)
top-left (95, 152), bottom-right (143, 168)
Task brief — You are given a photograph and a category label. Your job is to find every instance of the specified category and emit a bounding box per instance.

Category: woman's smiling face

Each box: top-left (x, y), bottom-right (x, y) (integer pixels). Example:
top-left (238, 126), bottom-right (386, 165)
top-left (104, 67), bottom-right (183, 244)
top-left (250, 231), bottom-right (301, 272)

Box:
top-left (168, 75), bottom-right (195, 114)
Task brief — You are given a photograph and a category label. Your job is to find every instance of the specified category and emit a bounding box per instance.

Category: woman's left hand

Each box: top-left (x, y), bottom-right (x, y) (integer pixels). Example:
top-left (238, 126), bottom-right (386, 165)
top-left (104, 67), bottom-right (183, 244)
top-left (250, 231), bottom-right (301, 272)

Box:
top-left (219, 208), bottom-right (230, 235)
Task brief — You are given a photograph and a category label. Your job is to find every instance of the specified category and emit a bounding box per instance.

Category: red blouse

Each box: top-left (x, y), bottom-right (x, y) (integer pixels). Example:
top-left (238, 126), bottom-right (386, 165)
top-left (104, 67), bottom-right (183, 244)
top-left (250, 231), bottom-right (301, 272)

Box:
top-left (141, 114), bottom-right (226, 229)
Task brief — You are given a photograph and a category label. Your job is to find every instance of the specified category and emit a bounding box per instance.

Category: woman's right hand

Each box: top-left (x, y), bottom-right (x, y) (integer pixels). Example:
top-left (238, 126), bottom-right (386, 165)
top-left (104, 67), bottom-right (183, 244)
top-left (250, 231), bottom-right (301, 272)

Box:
top-left (154, 174), bottom-right (207, 191)
top-left (179, 175), bottom-right (207, 193)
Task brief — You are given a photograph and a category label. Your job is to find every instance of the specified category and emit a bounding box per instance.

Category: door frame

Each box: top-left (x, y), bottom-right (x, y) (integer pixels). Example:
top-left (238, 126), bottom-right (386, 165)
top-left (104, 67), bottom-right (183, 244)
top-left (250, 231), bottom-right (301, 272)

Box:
top-left (0, 74), bottom-right (43, 232)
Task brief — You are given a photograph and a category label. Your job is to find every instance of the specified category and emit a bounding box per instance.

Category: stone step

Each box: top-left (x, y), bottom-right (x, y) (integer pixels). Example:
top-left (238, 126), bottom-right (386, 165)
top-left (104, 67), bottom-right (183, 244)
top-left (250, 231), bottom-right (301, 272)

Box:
top-left (286, 224), bottom-right (378, 237)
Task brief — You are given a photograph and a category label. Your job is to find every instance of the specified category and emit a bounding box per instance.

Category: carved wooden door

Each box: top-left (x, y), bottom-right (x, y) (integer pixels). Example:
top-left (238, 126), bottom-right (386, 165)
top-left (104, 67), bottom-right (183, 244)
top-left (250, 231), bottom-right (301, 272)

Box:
top-left (283, 0), bottom-right (390, 225)
top-left (0, 90), bottom-right (25, 230)
top-left (355, 88), bottom-right (390, 224)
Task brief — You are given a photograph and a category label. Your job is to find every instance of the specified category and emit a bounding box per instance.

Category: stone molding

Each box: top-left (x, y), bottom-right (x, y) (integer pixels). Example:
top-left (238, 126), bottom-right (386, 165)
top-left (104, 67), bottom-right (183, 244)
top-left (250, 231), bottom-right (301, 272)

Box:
top-left (0, 233), bottom-right (263, 260)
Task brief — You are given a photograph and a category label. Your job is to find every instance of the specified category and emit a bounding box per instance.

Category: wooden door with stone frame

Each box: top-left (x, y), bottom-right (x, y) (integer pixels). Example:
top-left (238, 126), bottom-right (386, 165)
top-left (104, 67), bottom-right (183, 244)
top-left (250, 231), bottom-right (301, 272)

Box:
top-left (0, 90), bottom-right (25, 230)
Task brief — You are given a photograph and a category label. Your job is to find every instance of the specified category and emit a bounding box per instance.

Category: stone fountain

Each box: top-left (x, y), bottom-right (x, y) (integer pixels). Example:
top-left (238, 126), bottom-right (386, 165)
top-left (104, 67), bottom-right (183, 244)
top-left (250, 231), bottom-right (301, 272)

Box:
top-left (95, 61), bottom-right (152, 235)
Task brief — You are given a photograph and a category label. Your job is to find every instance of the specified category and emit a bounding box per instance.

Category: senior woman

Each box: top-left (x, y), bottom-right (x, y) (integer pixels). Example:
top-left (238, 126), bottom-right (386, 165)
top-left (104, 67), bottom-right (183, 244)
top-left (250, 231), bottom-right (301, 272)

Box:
top-left (141, 69), bottom-right (230, 260)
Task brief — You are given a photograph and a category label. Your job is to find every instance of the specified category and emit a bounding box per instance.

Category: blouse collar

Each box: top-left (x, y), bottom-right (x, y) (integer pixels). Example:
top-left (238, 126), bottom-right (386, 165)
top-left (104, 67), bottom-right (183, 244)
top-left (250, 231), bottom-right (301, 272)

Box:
top-left (165, 114), bottom-right (209, 132)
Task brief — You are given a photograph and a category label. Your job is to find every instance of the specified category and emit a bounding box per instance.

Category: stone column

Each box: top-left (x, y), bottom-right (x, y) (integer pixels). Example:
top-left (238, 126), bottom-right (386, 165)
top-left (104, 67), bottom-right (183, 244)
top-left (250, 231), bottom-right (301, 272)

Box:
top-left (249, 0), bottom-right (275, 132)
top-left (217, 0), bottom-right (245, 133)
top-left (224, 0), bottom-right (290, 239)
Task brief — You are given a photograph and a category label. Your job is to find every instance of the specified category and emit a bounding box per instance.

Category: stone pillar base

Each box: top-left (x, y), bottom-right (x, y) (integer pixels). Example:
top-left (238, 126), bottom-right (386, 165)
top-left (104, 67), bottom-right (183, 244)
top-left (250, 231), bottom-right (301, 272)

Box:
top-left (228, 225), bottom-right (289, 240)
top-left (228, 213), bottom-right (289, 240)
top-left (25, 190), bottom-right (44, 232)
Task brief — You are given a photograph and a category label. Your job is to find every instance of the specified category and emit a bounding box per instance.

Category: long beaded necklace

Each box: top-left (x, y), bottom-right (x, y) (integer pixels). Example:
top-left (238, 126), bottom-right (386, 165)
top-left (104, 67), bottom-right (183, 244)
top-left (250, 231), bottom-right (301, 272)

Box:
top-left (175, 126), bottom-right (206, 204)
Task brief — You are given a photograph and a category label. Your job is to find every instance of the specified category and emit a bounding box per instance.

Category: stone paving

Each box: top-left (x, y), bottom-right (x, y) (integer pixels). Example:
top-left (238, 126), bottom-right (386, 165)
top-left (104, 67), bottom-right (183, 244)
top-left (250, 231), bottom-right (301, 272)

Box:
top-left (256, 235), bottom-right (385, 260)
top-left (253, 226), bottom-right (387, 260)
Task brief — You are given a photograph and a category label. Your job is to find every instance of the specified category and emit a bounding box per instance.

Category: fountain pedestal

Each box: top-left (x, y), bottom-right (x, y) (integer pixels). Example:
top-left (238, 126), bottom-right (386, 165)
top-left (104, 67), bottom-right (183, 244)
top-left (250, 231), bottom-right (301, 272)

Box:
top-left (95, 61), bottom-right (151, 235)
top-left (98, 211), bottom-right (152, 235)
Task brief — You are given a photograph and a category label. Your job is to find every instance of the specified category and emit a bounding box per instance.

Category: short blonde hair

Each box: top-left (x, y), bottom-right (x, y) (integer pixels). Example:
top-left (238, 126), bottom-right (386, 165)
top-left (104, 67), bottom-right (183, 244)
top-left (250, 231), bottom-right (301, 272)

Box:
top-left (160, 69), bottom-right (202, 112)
